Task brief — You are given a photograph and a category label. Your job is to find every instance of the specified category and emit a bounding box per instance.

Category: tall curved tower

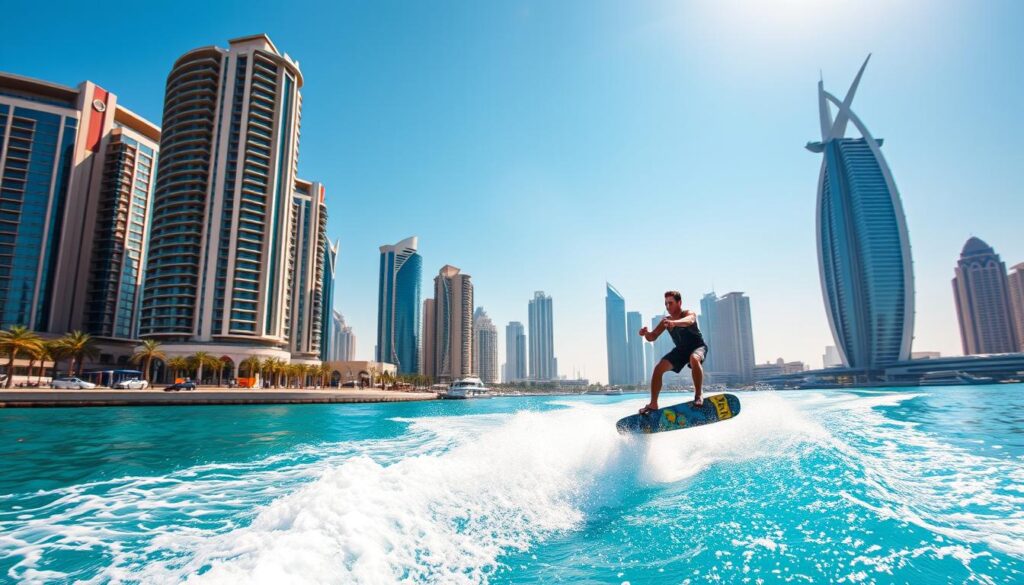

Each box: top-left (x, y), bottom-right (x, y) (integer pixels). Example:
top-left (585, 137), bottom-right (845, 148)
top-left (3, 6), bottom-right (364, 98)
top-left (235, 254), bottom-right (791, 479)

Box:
top-left (806, 56), bottom-right (914, 370)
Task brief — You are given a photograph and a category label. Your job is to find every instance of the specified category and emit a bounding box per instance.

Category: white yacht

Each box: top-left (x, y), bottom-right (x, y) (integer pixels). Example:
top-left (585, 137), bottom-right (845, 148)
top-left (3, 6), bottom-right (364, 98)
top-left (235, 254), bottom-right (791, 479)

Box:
top-left (445, 377), bottom-right (492, 399)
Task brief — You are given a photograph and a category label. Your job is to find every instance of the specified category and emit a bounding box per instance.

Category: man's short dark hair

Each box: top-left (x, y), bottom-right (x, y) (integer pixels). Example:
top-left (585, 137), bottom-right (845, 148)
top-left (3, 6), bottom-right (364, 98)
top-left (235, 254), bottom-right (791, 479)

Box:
top-left (665, 290), bottom-right (681, 302)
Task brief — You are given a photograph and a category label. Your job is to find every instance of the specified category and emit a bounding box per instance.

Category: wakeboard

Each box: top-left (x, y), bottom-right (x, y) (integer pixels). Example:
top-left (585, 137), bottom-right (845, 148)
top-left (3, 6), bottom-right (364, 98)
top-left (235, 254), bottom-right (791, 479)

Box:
top-left (616, 393), bottom-right (741, 434)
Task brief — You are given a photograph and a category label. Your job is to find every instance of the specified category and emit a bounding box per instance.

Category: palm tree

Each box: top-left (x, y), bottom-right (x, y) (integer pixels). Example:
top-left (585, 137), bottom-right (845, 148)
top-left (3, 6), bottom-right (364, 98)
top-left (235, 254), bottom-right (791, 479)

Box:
top-left (45, 340), bottom-right (66, 380)
top-left (57, 331), bottom-right (99, 377)
top-left (36, 342), bottom-right (56, 384)
top-left (239, 356), bottom-right (261, 387)
top-left (318, 363), bottom-right (332, 388)
top-left (0, 326), bottom-right (43, 387)
top-left (131, 339), bottom-right (165, 382)
top-left (167, 356), bottom-right (190, 381)
top-left (263, 358), bottom-right (283, 388)
top-left (214, 358), bottom-right (229, 386)
top-left (189, 352), bottom-right (215, 385)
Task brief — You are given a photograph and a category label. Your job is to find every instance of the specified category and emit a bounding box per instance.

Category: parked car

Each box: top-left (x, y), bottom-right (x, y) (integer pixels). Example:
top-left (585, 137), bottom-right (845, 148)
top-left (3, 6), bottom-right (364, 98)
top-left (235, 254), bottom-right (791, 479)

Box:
top-left (163, 380), bottom-right (197, 392)
top-left (51, 377), bottom-right (97, 389)
top-left (113, 378), bottom-right (149, 390)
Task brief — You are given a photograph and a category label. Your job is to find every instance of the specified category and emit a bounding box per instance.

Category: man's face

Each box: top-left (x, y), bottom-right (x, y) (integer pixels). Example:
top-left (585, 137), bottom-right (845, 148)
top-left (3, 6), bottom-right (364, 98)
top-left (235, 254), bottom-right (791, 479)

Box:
top-left (664, 296), bottom-right (681, 313)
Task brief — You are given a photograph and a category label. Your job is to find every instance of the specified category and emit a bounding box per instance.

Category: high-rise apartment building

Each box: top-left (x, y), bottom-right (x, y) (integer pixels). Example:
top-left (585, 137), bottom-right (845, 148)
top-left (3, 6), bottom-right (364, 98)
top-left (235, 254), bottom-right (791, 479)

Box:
top-left (319, 239), bottom-right (339, 362)
top-left (528, 291), bottom-right (556, 380)
top-left (626, 311), bottom-right (645, 385)
top-left (643, 341), bottom-right (654, 381)
top-left (806, 56), bottom-right (914, 371)
top-left (377, 236), bottom-right (421, 373)
top-left (605, 283), bottom-right (628, 385)
top-left (423, 265), bottom-right (473, 383)
top-left (952, 237), bottom-right (1019, 354)
top-left (0, 73), bottom-right (159, 341)
top-left (139, 34), bottom-right (329, 375)
top-left (709, 292), bottom-right (755, 383)
top-left (421, 298), bottom-right (435, 379)
top-left (504, 321), bottom-right (526, 382)
top-left (823, 345), bottom-right (842, 368)
top-left (330, 311), bottom-right (355, 361)
top-left (1009, 263), bottom-right (1024, 352)
top-left (289, 179), bottom-right (330, 363)
top-left (473, 307), bottom-right (498, 384)
top-left (698, 293), bottom-right (718, 372)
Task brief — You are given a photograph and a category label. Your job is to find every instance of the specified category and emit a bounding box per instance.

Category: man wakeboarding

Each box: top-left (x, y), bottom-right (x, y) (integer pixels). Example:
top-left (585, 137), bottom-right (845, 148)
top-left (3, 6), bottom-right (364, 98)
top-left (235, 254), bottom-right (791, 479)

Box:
top-left (637, 290), bottom-right (708, 415)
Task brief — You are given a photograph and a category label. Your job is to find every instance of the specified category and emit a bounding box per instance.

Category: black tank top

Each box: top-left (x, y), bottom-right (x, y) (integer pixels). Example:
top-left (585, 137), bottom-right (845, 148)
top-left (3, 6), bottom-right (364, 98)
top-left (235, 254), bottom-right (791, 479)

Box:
top-left (668, 313), bottom-right (705, 349)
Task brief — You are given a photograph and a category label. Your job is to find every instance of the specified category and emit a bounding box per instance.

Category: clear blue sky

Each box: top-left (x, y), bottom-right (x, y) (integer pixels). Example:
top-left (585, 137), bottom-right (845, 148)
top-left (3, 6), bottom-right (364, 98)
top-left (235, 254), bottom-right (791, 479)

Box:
top-left (3, 1), bottom-right (1022, 381)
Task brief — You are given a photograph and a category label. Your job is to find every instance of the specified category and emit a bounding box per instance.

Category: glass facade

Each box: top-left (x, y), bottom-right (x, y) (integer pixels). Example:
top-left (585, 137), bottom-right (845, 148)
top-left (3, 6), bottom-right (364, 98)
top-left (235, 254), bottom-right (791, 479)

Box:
top-left (319, 241), bottom-right (337, 362)
top-left (0, 105), bottom-right (76, 330)
top-left (818, 138), bottom-right (908, 368)
top-left (85, 134), bottom-right (157, 339)
top-left (376, 238), bottom-right (421, 374)
top-left (393, 253), bottom-right (421, 374)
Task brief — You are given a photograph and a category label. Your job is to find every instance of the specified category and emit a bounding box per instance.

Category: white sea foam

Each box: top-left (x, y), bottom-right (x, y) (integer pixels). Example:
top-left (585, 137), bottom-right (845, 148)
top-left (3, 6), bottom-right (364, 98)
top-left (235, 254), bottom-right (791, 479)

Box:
top-left (635, 392), bottom-right (828, 484)
top-left (803, 391), bottom-right (1024, 559)
top-left (5, 391), bottom-right (1022, 585)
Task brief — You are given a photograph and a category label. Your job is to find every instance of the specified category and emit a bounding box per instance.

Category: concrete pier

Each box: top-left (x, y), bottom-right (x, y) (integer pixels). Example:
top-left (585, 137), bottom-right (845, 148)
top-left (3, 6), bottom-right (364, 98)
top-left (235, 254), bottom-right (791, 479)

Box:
top-left (0, 387), bottom-right (440, 408)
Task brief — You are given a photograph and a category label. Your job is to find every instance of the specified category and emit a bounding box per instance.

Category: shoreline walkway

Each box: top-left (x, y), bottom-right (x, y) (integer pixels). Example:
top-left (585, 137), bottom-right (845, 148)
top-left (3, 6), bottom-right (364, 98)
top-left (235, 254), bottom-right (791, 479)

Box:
top-left (0, 387), bottom-right (440, 408)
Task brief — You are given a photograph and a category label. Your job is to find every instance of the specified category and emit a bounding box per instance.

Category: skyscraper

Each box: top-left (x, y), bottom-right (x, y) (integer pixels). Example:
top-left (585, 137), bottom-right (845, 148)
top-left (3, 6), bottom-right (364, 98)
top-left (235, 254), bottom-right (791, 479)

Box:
top-left (473, 307), bottom-right (498, 384)
top-left (319, 239), bottom-right (340, 362)
top-left (823, 345), bottom-right (842, 368)
top-left (140, 35), bottom-right (327, 375)
top-left (505, 321), bottom-right (526, 382)
top-left (377, 236), bottom-right (422, 373)
top-left (289, 179), bottom-right (330, 363)
top-left (806, 55), bottom-right (914, 371)
top-left (0, 73), bottom-right (159, 340)
top-left (643, 342), bottom-right (655, 381)
top-left (626, 311), bottom-right (645, 385)
top-left (423, 265), bottom-right (473, 383)
top-left (330, 311), bottom-right (355, 361)
top-left (1009, 263), bottom-right (1024, 351)
top-left (952, 237), bottom-right (1019, 354)
top-left (710, 292), bottom-right (755, 384)
top-left (698, 292), bottom-right (718, 373)
top-left (528, 291), bottom-right (556, 380)
top-left (605, 283), bottom-right (628, 385)
top-left (421, 298), bottom-right (435, 379)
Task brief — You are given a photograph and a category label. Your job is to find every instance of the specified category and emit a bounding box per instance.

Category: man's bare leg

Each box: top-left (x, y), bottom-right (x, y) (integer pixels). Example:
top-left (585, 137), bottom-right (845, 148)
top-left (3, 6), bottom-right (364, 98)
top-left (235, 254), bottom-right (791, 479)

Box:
top-left (690, 354), bottom-right (704, 407)
top-left (641, 360), bottom-right (673, 415)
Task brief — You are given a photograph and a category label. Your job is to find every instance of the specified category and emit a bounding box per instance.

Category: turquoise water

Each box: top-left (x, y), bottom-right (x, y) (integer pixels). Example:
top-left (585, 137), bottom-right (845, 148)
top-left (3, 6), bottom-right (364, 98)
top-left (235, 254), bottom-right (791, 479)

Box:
top-left (1, 385), bottom-right (1022, 584)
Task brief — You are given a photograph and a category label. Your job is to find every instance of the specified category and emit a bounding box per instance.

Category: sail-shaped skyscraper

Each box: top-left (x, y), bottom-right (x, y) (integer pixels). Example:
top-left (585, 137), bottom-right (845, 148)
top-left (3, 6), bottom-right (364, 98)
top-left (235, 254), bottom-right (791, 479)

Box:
top-left (806, 56), bottom-right (914, 372)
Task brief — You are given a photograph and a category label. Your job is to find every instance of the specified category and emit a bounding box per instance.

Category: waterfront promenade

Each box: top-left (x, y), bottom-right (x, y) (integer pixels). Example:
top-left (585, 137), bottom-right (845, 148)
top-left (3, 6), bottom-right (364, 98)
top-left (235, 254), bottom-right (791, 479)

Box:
top-left (0, 387), bottom-right (439, 408)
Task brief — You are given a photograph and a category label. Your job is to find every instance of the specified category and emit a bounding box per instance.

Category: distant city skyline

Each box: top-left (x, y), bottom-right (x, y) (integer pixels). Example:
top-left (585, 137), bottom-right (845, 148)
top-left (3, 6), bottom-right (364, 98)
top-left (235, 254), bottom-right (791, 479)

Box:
top-left (5, 1), bottom-right (1024, 382)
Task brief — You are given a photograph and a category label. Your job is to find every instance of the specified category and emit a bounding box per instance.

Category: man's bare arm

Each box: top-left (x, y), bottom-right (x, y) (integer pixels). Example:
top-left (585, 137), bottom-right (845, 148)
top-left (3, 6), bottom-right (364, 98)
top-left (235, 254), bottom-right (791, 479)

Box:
top-left (640, 321), bottom-right (666, 342)
top-left (663, 311), bottom-right (697, 329)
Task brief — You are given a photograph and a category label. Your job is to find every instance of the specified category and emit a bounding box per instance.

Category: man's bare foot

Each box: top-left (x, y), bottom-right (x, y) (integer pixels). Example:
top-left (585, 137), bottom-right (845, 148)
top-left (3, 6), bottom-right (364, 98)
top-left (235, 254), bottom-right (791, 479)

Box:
top-left (692, 394), bottom-right (704, 408)
top-left (639, 403), bottom-right (659, 415)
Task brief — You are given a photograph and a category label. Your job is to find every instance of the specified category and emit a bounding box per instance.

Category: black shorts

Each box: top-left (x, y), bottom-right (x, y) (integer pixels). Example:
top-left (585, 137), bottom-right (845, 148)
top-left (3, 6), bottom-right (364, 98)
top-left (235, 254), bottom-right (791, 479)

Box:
top-left (662, 345), bottom-right (707, 373)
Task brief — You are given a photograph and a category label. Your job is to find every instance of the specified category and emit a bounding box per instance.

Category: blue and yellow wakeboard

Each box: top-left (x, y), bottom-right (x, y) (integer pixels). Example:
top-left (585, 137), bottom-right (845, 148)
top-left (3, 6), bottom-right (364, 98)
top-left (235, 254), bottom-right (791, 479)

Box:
top-left (616, 393), bottom-right (741, 434)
